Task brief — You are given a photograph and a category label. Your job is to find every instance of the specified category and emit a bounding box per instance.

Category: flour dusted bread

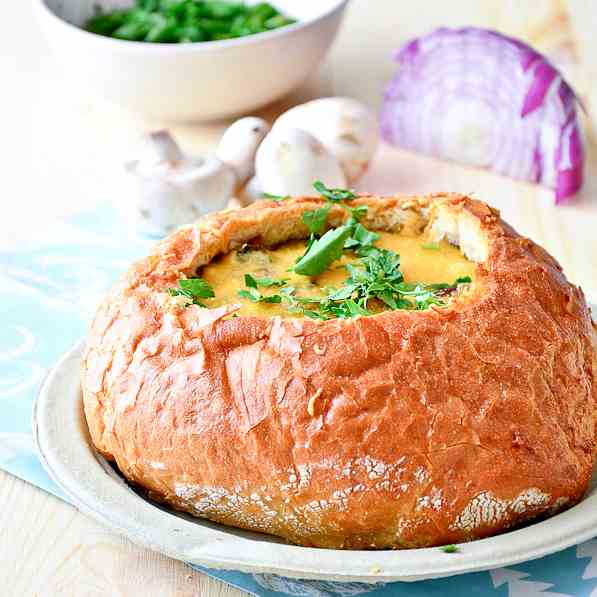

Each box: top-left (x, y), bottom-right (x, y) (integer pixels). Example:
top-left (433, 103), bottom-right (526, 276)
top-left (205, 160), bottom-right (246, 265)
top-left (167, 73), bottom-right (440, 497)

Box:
top-left (82, 194), bottom-right (597, 549)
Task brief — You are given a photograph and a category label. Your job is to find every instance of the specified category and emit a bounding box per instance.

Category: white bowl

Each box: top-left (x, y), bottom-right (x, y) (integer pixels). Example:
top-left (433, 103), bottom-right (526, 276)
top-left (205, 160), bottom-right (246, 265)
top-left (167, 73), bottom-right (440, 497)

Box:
top-left (34, 0), bottom-right (348, 121)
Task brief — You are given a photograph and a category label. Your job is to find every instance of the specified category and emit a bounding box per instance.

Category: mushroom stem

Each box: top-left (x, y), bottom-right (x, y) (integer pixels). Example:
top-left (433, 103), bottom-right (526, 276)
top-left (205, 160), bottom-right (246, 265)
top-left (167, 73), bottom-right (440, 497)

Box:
top-left (216, 117), bottom-right (271, 188)
top-left (142, 130), bottom-right (184, 165)
top-left (242, 176), bottom-right (266, 203)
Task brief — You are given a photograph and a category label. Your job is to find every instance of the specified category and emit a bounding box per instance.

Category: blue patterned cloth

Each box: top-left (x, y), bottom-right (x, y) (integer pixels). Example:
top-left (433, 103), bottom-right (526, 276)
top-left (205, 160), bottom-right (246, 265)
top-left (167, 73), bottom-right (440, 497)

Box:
top-left (1, 202), bottom-right (596, 596)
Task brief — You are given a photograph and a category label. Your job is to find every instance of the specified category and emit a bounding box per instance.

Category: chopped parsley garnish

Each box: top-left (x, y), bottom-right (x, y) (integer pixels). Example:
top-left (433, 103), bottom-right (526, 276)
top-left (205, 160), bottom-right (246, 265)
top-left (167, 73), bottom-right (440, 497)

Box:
top-left (311, 180), bottom-right (365, 224)
top-left (313, 180), bottom-right (356, 202)
top-left (238, 274), bottom-right (283, 303)
top-left (441, 545), bottom-right (459, 553)
top-left (225, 182), bottom-right (473, 319)
top-left (238, 288), bottom-right (282, 303)
top-left (244, 273), bottom-right (288, 288)
top-left (263, 192), bottom-right (290, 201)
top-left (168, 277), bottom-right (215, 307)
top-left (292, 182), bottom-right (372, 276)
top-left (344, 203), bottom-right (368, 224)
top-left (286, 249), bottom-right (470, 319)
top-left (303, 206), bottom-right (332, 236)
top-left (293, 225), bottom-right (353, 276)
top-left (345, 223), bottom-right (380, 250)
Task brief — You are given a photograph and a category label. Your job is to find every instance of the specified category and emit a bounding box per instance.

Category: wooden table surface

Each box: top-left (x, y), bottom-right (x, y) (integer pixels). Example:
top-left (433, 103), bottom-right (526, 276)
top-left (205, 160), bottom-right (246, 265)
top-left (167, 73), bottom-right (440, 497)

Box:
top-left (2, 1), bottom-right (596, 595)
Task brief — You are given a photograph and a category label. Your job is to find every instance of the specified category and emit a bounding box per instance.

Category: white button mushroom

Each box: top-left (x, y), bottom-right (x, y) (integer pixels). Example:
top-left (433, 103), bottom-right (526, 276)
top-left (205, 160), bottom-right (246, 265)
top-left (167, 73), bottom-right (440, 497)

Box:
top-left (273, 97), bottom-right (378, 183)
top-left (216, 117), bottom-right (271, 188)
top-left (255, 127), bottom-right (346, 197)
top-left (123, 130), bottom-right (235, 237)
top-left (134, 129), bottom-right (184, 167)
top-left (226, 195), bottom-right (250, 210)
top-left (241, 175), bottom-right (266, 203)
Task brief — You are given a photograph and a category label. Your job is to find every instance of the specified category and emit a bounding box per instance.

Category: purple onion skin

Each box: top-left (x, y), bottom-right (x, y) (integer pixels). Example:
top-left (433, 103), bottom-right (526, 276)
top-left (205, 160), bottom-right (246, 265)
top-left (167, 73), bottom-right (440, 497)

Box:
top-left (381, 27), bottom-right (584, 203)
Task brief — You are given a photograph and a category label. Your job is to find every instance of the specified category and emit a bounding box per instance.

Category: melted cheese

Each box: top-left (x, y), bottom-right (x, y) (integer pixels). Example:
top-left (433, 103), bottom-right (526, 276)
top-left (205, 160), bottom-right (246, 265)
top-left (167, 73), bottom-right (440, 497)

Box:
top-left (201, 232), bottom-right (475, 318)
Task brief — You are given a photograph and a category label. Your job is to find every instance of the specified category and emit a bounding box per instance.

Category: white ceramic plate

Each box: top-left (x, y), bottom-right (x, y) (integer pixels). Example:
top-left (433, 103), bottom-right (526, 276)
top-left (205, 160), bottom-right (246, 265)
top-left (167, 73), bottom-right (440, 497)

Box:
top-left (34, 304), bottom-right (597, 582)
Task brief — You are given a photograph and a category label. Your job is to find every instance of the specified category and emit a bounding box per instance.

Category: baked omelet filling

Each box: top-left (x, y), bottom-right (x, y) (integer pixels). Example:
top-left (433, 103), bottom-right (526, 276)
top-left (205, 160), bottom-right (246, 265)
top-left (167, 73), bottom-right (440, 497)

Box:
top-left (199, 232), bottom-right (474, 318)
top-left (166, 184), bottom-right (478, 320)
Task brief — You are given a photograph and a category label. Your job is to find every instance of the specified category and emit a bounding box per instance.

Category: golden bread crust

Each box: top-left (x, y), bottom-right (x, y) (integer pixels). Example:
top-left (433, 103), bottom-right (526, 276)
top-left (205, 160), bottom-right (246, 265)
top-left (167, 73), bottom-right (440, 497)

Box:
top-left (82, 194), bottom-right (597, 548)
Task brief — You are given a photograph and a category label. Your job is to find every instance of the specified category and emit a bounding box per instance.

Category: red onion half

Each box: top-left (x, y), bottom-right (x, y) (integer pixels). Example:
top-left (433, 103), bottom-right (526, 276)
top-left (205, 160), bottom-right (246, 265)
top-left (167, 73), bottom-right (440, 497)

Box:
top-left (380, 27), bottom-right (584, 202)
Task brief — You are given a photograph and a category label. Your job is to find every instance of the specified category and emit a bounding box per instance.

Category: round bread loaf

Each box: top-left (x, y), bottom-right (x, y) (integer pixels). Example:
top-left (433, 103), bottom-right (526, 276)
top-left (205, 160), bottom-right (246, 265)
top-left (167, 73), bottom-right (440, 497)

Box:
top-left (82, 194), bottom-right (597, 549)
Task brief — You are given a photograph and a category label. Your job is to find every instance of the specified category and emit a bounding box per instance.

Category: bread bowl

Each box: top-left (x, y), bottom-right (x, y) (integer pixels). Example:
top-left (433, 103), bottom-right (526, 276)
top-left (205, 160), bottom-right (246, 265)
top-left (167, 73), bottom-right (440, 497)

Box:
top-left (81, 192), bottom-right (597, 549)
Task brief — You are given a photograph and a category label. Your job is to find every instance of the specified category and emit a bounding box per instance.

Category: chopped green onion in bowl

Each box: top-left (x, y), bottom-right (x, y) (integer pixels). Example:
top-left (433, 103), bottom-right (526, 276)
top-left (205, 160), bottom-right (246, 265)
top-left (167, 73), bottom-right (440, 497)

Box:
top-left (85, 1), bottom-right (297, 43)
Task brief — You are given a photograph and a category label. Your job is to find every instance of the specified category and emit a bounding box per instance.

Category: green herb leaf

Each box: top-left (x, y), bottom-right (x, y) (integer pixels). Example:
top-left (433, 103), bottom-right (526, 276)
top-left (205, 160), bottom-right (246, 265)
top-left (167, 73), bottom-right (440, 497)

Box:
top-left (415, 292), bottom-right (445, 310)
top-left (263, 192), bottom-right (290, 201)
top-left (238, 288), bottom-right (282, 303)
top-left (325, 284), bottom-right (358, 301)
top-left (441, 545), bottom-right (459, 554)
top-left (344, 223), bottom-right (379, 250)
top-left (300, 308), bottom-right (330, 320)
top-left (238, 277), bottom-right (283, 304)
top-left (168, 276), bottom-right (215, 307)
top-left (178, 277), bottom-right (215, 298)
top-left (313, 180), bottom-right (356, 202)
top-left (244, 273), bottom-right (258, 289)
top-left (378, 289), bottom-right (399, 309)
top-left (238, 288), bottom-right (261, 301)
top-left (314, 178), bottom-right (366, 223)
top-left (254, 276), bottom-right (288, 287)
top-left (302, 206), bottom-right (330, 235)
top-left (345, 203), bottom-right (368, 224)
top-left (293, 225), bottom-right (353, 276)
top-left (456, 276), bottom-right (472, 284)
top-left (245, 273), bottom-right (288, 289)
top-left (343, 299), bottom-right (372, 317)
